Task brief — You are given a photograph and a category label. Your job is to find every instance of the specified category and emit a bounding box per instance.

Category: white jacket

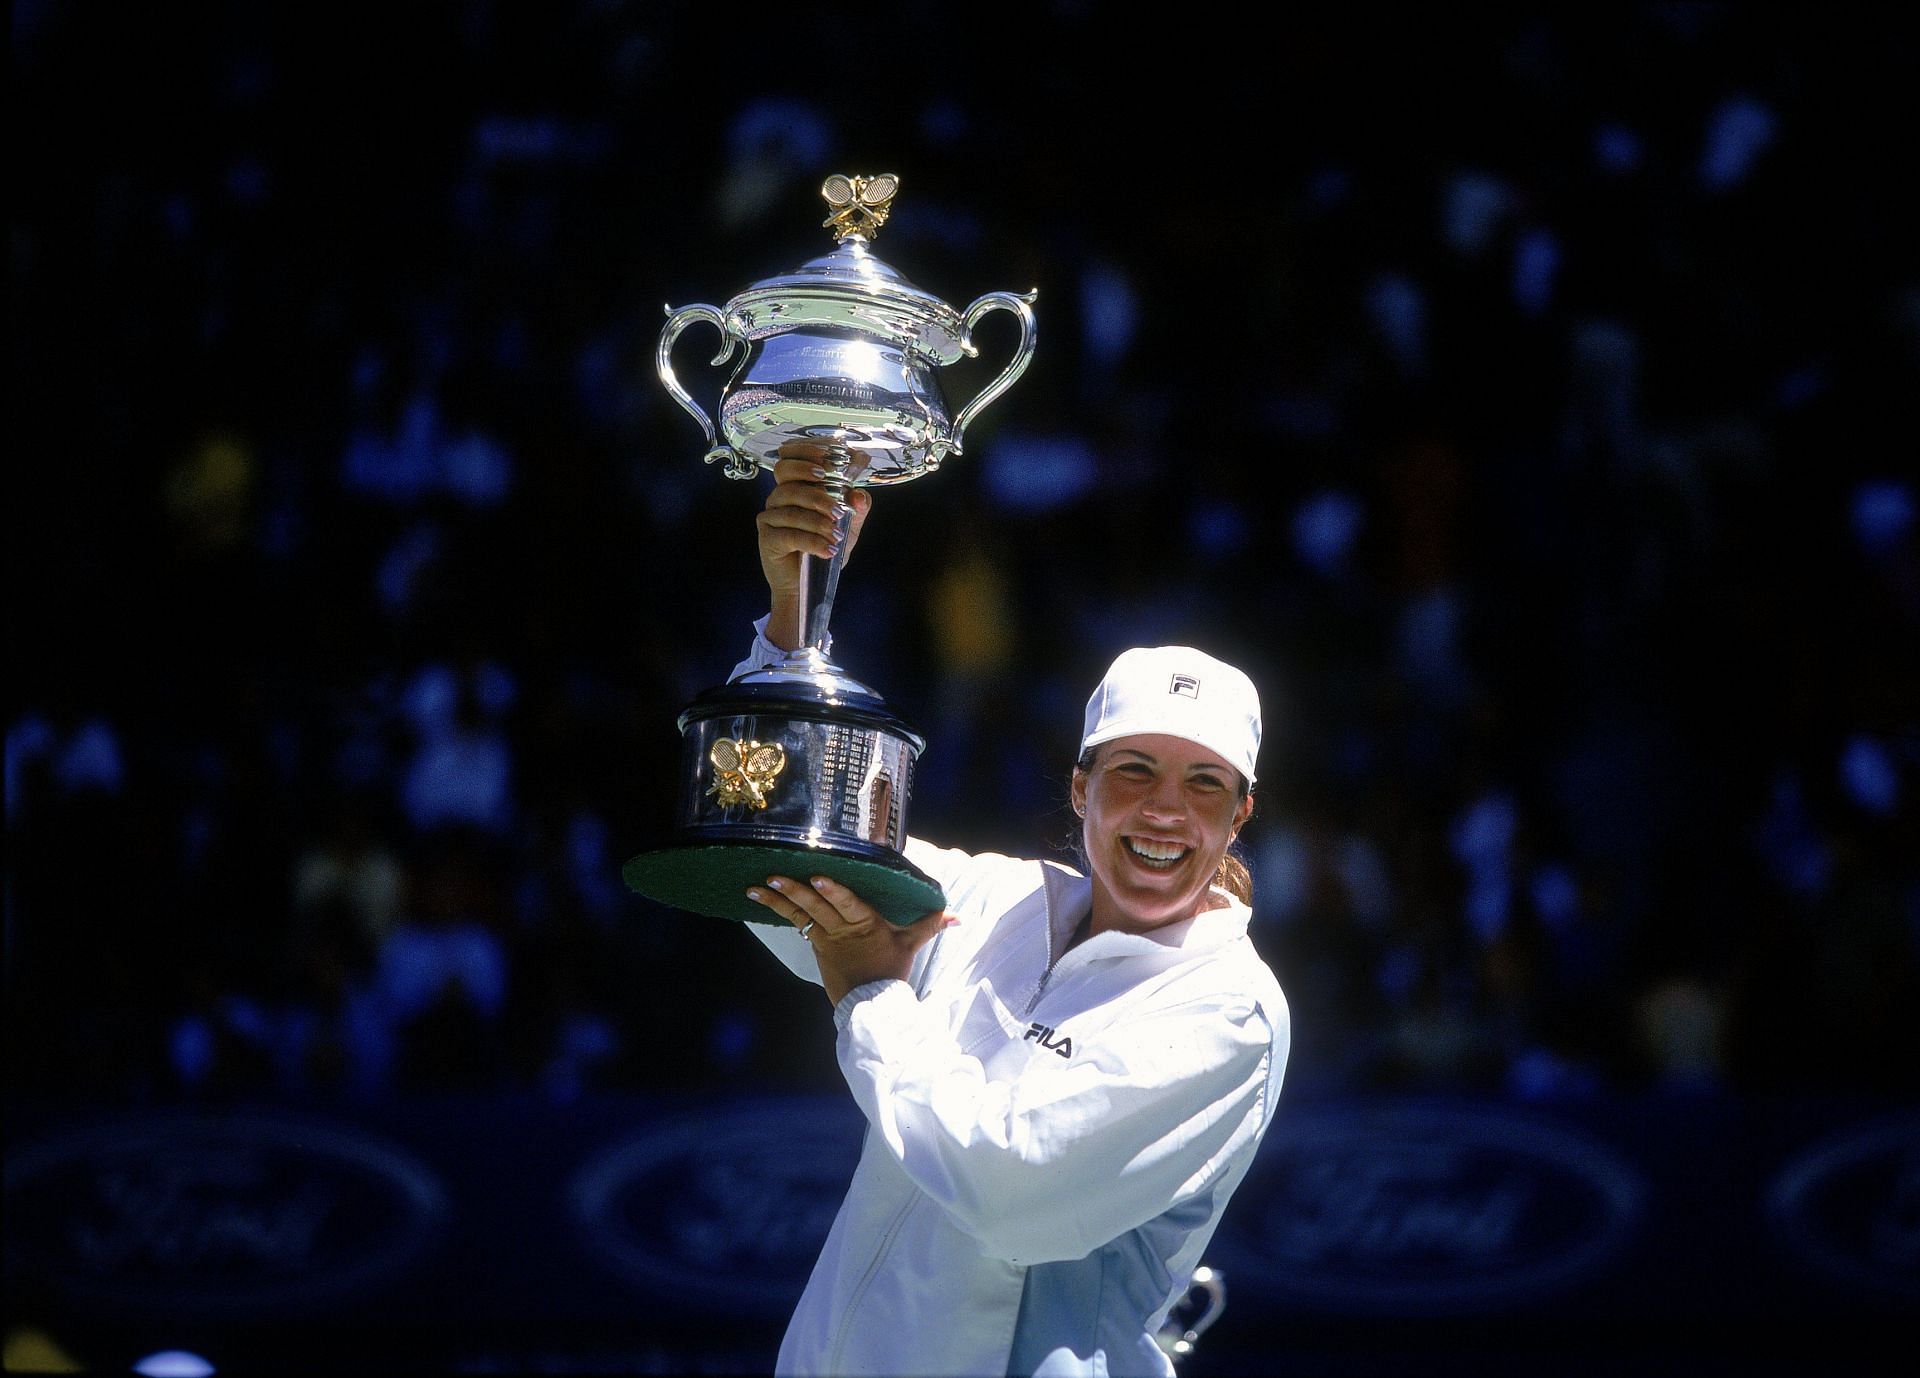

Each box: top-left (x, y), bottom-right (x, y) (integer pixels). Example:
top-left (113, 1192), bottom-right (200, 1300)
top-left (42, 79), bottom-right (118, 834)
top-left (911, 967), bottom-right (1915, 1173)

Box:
top-left (749, 837), bottom-right (1289, 1377)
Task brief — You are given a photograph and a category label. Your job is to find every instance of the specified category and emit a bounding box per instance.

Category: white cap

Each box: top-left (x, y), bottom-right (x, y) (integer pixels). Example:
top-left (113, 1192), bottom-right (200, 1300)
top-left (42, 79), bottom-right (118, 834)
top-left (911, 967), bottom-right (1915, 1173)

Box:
top-left (1079, 646), bottom-right (1262, 786)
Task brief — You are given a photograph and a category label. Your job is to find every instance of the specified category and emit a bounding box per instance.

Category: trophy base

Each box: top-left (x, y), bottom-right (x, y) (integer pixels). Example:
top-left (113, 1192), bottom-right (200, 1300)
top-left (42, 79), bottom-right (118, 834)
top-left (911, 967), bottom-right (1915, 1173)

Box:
top-left (622, 833), bottom-right (946, 927)
top-left (623, 676), bottom-right (944, 926)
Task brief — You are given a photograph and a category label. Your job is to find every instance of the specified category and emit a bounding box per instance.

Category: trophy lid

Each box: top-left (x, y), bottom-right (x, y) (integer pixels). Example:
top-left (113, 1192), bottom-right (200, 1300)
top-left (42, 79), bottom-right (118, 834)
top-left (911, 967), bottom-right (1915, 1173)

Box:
top-left (723, 174), bottom-right (970, 361)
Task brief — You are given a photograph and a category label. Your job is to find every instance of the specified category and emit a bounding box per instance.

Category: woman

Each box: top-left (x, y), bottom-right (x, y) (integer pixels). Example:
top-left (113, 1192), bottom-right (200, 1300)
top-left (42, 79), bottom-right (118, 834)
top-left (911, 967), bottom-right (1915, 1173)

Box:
top-left (739, 458), bottom-right (1288, 1377)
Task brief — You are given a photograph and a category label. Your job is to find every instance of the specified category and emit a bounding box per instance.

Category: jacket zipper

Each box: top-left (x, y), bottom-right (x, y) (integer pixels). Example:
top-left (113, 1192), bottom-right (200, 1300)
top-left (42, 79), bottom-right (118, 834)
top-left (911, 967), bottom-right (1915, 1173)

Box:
top-left (1023, 900), bottom-right (1058, 1017)
top-left (1024, 962), bottom-right (1056, 1018)
top-left (1026, 896), bottom-right (1094, 1016)
top-left (1025, 915), bottom-right (1079, 1017)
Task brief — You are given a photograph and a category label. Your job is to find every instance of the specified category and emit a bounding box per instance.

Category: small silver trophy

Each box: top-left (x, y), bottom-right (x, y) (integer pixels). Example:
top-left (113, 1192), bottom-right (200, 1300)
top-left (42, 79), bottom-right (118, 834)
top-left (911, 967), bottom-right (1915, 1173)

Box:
top-left (624, 174), bottom-right (1037, 925)
top-left (1154, 1265), bottom-right (1227, 1365)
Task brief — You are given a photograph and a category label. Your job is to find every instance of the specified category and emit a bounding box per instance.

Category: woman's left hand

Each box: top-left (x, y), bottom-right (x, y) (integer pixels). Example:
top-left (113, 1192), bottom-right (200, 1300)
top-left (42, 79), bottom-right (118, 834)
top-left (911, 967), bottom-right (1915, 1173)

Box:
top-left (747, 875), bottom-right (952, 1006)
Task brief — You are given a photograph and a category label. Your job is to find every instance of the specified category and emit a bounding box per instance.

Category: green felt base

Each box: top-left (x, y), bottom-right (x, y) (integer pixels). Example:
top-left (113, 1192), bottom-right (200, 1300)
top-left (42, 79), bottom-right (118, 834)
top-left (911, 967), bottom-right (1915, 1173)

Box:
top-left (622, 841), bottom-right (947, 927)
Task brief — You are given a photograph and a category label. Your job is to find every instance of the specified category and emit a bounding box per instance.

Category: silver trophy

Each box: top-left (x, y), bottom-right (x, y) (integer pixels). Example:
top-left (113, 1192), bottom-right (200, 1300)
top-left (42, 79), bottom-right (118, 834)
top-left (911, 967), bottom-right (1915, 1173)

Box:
top-left (624, 174), bottom-right (1037, 925)
top-left (1154, 1265), bottom-right (1227, 1365)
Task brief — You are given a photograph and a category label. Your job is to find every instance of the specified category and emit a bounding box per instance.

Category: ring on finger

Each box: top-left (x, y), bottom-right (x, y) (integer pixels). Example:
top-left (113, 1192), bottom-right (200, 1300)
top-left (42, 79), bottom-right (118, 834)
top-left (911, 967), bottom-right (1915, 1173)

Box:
top-left (798, 920), bottom-right (816, 939)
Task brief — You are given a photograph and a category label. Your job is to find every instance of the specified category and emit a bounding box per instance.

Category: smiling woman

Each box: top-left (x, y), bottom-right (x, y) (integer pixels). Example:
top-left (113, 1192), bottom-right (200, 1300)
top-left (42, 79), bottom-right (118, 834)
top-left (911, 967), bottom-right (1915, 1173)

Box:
top-left (726, 459), bottom-right (1290, 1378)
top-left (1073, 733), bottom-right (1255, 926)
top-left (1070, 638), bottom-right (1263, 927)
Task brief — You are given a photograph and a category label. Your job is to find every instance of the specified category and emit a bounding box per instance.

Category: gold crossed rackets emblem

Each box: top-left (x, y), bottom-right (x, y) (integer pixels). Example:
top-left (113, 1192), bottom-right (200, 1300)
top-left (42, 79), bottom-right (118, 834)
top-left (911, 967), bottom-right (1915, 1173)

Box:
top-left (707, 737), bottom-right (787, 810)
top-left (821, 173), bottom-right (899, 241)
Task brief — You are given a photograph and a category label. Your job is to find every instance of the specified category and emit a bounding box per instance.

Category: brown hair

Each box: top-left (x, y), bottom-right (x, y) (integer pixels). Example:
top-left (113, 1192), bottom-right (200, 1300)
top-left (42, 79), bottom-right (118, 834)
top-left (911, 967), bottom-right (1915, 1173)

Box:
top-left (1073, 746), bottom-right (1254, 905)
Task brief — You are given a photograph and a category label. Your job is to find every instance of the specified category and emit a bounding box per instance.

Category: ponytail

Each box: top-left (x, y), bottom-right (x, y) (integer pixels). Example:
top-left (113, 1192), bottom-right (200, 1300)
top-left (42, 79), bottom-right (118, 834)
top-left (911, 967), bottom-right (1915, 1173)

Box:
top-left (1213, 849), bottom-right (1254, 905)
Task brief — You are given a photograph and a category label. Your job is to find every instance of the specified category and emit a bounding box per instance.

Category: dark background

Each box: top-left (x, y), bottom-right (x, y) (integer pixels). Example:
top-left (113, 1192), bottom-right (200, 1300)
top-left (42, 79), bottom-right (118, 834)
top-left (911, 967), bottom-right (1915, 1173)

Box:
top-left (6, 3), bottom-right (1917, 1374)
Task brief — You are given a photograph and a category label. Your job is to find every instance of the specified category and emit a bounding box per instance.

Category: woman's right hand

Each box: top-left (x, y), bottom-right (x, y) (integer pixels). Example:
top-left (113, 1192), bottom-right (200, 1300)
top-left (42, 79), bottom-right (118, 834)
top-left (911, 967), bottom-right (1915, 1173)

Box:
top-left (757, 455), bottom-right (872, 651)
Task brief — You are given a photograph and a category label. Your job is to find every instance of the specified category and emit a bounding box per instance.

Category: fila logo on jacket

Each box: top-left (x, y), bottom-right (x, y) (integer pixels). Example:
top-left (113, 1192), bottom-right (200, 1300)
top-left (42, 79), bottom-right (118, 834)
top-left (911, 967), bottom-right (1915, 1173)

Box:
top-left (1024, 1021), bottom-right (1073, 1057)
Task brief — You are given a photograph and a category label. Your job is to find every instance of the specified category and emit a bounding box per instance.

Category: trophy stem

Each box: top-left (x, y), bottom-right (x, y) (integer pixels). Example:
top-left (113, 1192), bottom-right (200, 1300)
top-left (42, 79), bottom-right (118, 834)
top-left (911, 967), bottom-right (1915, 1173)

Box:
top-left (791, 451), bottom-right (860, 660)
top-left (746, 456), bottom-right (878, 697)
top-left (797, 469), bottom-right (853, 657)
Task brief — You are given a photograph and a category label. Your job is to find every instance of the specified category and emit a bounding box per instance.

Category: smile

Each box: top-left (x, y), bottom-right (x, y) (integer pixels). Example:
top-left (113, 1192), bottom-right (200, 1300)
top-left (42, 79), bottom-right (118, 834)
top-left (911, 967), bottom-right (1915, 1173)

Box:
top-left (1124, 837), bottom-right (1191, 870)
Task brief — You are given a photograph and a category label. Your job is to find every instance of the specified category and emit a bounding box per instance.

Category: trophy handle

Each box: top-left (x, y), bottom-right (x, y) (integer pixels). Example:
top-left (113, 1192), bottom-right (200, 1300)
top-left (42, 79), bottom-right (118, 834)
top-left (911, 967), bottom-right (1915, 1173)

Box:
top-left (657, 303), bottom-right (755, 479)
top-left (949, 289), bottom-right (1038, 454)
top-left (1156, 1265), bottom-right (1227, 1361)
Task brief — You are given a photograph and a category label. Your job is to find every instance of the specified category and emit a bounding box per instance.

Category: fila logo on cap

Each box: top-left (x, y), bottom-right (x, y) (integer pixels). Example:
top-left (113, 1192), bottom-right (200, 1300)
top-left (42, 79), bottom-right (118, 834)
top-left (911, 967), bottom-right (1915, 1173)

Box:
top-left (1080, 644), bottom-right (1261, 785)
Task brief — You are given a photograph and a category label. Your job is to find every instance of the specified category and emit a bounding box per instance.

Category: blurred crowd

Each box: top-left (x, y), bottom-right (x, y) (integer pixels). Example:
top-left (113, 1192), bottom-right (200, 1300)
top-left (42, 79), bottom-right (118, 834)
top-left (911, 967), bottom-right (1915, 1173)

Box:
top-left (8, 4), bottom-right (1917, 1113)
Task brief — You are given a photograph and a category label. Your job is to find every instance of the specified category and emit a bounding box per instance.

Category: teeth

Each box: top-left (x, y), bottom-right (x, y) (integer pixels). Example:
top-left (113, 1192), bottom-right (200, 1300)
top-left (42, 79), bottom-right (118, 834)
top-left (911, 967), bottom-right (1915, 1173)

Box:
top-left (1126, 837), bottom-right (1189, 867)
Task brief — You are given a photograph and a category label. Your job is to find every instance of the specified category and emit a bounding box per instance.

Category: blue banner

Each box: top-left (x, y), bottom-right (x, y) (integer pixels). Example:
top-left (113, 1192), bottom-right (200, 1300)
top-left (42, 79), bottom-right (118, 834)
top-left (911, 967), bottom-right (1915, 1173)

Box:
top-left (6, 1093), bottom-right (1913, 1372)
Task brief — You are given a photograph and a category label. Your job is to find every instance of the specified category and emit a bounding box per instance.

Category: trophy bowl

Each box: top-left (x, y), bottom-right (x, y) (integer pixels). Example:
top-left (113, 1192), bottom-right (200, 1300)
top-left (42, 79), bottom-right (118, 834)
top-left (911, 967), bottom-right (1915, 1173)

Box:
top-left (655, 173), bottom-right (1035, 485)
top-left (624, 174), bottom-right (1036, 926)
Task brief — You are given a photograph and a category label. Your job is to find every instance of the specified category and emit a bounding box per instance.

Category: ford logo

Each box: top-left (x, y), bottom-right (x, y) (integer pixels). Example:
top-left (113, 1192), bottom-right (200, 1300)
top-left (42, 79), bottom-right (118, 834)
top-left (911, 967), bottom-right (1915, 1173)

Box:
top-left (1767, 1113), bottom-right (1920, 1301)
top-left (572, 1096), bottom-right (862, 1314)
top-left (4, 1111), bottom-right (446, 1315)
top-left (1210, 1100), bottom-right (1644, 1311)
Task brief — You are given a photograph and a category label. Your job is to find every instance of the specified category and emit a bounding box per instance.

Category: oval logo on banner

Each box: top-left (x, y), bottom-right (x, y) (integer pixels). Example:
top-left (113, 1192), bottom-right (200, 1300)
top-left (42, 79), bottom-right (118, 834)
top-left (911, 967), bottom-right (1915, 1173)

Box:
top-left (3, 1111), bottom-right (446, 1315)
top-left (572, 1096), bottom-right (864, 1314)
top-left (1210, 1101), bottom-right (1644, 1311)
top-left (1768, 1113), bottom-right (1920, 1301)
